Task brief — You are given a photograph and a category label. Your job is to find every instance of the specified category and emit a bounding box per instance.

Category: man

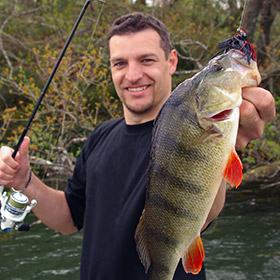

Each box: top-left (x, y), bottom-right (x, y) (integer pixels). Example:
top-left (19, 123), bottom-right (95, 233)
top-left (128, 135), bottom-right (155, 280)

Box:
top-left (0, 12), bottom-right (275, 280)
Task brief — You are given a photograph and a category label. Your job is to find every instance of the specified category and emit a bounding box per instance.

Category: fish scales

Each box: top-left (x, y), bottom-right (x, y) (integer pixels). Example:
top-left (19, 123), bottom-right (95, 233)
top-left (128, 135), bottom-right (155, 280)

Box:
top-left (135, 49), bottom-right (261, 280)
top-left (139, 104), bottom-right (232, 279)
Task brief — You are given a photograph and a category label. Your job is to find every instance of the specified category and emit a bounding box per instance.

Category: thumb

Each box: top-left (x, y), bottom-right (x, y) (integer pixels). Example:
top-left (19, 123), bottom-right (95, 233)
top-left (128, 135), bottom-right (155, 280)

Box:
top-left (15, 136), bottom-right (30, 164)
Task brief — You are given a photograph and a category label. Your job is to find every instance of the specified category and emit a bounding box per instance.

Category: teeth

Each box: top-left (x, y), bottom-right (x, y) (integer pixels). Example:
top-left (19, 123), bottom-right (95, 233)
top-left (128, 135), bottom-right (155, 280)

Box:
top-left (127, 86), bottom-right (148, 92)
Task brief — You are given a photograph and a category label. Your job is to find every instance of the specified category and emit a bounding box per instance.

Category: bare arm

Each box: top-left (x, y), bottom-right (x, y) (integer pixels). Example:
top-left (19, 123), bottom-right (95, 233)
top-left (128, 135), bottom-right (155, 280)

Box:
top-left (24, 174), bottom-right (77, 235)
top-left (0, 137), bottom-right (77, 235)
top-left (201, 180), bottom-right (226, 232)
top-left (201, 86), bottom-right (276, 231)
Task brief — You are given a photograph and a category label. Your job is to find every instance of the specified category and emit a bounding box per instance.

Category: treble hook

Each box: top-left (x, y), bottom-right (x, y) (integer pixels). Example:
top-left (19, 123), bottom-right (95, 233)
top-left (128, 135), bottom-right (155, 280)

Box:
top-left (11, 0), bottom-right (105, 159)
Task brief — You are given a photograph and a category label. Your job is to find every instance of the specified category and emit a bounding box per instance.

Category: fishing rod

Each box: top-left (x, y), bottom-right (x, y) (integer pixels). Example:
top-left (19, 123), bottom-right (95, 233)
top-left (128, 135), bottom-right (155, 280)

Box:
top-left (0, 0), bottom-right (105, 232)
top-left (12, 0), bottom-right (105, 159)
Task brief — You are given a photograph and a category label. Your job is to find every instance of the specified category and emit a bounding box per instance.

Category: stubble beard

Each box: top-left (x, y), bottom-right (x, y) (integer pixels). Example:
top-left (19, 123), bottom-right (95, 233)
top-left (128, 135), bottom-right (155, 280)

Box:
top-left (123, 97), bottom-right (155, 115)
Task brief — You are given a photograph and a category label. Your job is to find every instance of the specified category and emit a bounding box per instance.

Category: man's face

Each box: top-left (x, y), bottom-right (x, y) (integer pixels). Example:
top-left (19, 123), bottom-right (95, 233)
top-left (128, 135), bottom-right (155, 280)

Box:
top-left (109, 29), bottom-right (177, 124)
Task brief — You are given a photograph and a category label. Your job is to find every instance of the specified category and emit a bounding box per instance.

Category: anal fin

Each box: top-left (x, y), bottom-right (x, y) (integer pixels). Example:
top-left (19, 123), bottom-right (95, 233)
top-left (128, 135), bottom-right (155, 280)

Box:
top-left (224, 150), bottom-right (243, 188)
top-left (134, 211), bottom-right (151, 274)
top-left (182, 235), bottom-right (205, 275)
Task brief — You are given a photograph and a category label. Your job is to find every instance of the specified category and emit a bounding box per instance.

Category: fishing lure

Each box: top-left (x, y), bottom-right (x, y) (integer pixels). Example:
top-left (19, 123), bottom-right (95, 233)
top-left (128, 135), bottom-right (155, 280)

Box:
top-left (217, 27), bottom-right (256, 63)
top-left (213, 0), bottom-right (255, 63)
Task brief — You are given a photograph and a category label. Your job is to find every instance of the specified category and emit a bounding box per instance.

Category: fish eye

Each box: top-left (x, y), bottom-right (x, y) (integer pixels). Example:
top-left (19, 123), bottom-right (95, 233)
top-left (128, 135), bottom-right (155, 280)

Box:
top-left (213, 64), bottom-right (223, 72)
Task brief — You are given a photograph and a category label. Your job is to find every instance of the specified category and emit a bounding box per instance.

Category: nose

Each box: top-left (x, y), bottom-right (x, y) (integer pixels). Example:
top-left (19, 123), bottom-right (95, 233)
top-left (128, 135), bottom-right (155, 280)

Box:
top-left (125, 62), bottom-right (143, 83)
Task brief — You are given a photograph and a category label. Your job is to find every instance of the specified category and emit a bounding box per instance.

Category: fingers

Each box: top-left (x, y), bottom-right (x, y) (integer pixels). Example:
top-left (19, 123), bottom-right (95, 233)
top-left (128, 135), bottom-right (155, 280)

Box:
top-left (236, 87), bottom-right (276, 149)
top-left (0, 137), bottom-right (30, 188)
top-left (15, 136), bottom-right (30, 164)
top-left (0, 146), bottom-right (19, 185)
top-left (242, 87), bottom-right (276, 122)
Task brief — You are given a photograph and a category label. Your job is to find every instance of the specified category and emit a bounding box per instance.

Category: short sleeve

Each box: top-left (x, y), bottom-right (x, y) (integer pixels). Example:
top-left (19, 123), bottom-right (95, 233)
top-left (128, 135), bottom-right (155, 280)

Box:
top-left (65, 147), bottom-right (87, 231)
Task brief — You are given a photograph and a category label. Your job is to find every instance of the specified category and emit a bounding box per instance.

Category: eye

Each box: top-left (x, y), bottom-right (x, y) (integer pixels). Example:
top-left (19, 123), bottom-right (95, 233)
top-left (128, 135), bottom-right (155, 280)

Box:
top-left (114, 61), bottom-right (125, 67)
top-left (142, 58), bottom-right (155, 64)
top-left (213, 64), bottom-right (223, 72)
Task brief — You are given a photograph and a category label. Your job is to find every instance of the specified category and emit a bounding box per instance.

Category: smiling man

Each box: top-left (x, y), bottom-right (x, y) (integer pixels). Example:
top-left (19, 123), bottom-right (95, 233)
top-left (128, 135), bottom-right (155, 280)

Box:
top-left (0, 12), bottom-right (275, 280)
top-left (109, 28), bottom-right (177, 124)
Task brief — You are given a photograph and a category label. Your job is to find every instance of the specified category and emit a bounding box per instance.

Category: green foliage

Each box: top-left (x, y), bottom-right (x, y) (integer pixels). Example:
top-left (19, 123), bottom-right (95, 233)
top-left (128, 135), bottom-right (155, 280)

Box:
top-left (0, 0), bottom-right (279, 178)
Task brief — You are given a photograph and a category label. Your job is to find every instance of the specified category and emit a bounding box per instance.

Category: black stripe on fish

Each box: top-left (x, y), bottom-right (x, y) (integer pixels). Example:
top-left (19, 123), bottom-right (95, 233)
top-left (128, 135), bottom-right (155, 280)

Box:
top-left (144, 223), bottom-right (179, 248)
top-left (152, 133), bottom-right (208, 162)
top-left (149, 163), bottom-right (204, 195)
top-left (147, 194), bottom-right (198, 220)
top-left (155, 84), bottom-right (198, 128)
top-left (150, 261), bottom-right (171, 277)
top-left (176, 145), bottom-right (208, 161)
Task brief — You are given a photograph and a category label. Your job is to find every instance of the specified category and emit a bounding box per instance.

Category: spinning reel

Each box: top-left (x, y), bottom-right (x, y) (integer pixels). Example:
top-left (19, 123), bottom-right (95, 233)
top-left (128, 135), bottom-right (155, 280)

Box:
top-left (0, 186), bottom-right (37, 232)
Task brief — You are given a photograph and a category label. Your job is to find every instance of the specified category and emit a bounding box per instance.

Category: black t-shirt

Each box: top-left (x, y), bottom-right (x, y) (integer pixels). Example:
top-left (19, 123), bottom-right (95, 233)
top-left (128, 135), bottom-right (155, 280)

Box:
top-left (65, 118), bottom-right (206, 280)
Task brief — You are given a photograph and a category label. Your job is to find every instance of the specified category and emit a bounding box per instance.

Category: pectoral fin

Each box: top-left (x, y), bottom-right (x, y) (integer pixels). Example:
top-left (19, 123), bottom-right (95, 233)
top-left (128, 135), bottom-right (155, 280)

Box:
top-left (182, 235), bottom-right (205, 275)
top-left (199, 124), bottom-right (223, 143)
top-left (224, 150), bottom-right (243, 188)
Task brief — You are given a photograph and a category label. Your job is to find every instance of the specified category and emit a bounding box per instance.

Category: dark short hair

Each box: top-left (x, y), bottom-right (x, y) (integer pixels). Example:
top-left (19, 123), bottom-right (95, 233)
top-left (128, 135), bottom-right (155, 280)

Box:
top-left (107, 12), bottom-right (173, 59)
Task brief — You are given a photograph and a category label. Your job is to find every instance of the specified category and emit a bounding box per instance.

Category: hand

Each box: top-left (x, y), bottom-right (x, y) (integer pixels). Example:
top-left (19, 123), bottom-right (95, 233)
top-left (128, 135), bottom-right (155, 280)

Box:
top-left (236, 87), bottom-right (276, 149)
top-left (0, 136), bottom-right (30, 190)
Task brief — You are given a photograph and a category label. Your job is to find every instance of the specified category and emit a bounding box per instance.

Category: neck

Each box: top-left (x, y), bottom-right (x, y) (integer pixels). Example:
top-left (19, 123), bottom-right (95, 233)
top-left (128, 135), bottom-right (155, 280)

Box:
top-left (124, 112), bottom-right (156, 125)
top-left (123, 98), bottom-right (168, 125)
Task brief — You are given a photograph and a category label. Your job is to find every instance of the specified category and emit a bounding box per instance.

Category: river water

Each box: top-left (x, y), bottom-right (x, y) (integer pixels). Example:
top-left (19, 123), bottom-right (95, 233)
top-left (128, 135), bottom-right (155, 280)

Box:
top-left (0, 188), bottom-right (279, 280)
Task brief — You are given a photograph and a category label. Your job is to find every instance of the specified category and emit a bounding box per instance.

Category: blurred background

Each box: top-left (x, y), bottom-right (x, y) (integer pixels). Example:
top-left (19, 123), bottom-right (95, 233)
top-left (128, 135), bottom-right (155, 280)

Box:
top-left (0, 0), bottom-right (279, 279)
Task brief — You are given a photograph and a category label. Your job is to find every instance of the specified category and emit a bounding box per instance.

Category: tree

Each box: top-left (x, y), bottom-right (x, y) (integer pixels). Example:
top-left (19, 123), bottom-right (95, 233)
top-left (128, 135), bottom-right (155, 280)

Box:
top-left (0, 0), bottom-right (279, 186)
top-left (242, 0), bottom-right (279, 66)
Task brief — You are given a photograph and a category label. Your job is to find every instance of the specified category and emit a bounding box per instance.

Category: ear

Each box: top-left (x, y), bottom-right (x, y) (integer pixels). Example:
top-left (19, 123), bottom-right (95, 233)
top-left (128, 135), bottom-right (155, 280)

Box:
top-left (168, 49), bottom-right (178, 75)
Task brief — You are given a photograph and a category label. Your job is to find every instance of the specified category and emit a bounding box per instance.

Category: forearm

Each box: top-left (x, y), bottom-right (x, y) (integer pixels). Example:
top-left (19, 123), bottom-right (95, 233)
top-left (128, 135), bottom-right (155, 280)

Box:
top-left (23, 173), bottom-right (78, 235)
top-left (201, 180), bottom-right (227, 232)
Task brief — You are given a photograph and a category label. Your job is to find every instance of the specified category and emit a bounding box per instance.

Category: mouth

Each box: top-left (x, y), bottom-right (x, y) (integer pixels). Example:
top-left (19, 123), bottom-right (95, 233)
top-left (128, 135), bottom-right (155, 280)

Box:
top-left (126, 85), bottom-right (150, 93)
top-left (208, 109), bottom-right (233, 122)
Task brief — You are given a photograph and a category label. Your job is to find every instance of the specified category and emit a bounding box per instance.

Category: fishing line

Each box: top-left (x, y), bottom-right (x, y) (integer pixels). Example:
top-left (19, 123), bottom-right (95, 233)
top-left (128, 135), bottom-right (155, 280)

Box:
top-left (211, 0), bottom-right (255, 62)
top-left (239, 0), bottom-right (249, 28)
top-left (40, 0), bottom-right (106, 184)
top-left (81, 1), bottom-right (105, 77)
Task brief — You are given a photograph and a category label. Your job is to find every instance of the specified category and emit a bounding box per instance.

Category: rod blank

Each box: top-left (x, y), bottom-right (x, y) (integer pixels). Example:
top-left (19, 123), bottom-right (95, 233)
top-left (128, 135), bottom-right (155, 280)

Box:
top-left (12, 0), bottom-right (104, 158)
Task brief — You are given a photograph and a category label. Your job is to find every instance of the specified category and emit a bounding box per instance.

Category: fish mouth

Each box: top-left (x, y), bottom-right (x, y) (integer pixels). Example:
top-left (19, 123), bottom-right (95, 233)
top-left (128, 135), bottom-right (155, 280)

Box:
top-left (202, 97), bottom-right (242, 122)
top-left (208, 109), bottom-right (234, 122)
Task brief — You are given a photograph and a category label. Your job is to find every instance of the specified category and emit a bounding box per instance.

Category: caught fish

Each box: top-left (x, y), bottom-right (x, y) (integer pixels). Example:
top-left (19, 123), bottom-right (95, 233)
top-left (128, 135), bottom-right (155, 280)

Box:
top-left (135, 48), bottom-right (261, 280)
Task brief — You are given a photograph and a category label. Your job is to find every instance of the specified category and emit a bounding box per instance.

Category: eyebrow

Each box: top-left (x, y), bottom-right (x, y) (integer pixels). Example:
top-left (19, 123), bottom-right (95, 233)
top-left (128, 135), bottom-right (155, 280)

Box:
top-left (110, 53), bottom-right (160, 64)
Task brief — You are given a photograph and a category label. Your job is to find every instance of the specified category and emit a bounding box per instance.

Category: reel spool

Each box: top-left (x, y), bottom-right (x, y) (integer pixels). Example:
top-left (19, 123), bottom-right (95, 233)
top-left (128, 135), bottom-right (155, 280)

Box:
top-left (0, 186), bottom-right (37, 232)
